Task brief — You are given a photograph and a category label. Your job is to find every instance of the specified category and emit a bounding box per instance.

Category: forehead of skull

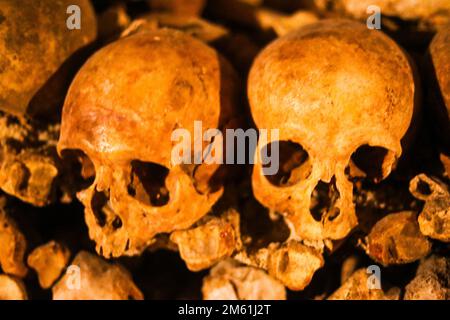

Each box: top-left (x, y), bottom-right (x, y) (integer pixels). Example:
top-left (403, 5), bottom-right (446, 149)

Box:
top-left (58, 29), bottom-right (224, 166)
top-left (248, 20), bottom-right (414, 152)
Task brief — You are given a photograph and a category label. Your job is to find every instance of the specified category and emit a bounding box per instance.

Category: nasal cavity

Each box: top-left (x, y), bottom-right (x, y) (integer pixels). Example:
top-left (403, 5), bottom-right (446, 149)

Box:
top-left (60, 149), bottom-right (95, 189)
top-left (127, 161), bottom-right (170, 207)
top-left (91, 190), bottom-right (123, 230)
top-left (91, 190), bottom-right (109, 227)
top-left (262, 141), bottom-right (312, 187)
top-left (309, 177), bottom-right (341, 222)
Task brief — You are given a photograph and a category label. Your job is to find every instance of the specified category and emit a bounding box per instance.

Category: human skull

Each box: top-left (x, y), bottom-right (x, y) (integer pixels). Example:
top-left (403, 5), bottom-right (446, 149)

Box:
top-left (57, 29), bottom-right (239, 258)
top-left (0, 0), bottom-right (97, 117)
top-left (248, 20), bottom-right (416, 246)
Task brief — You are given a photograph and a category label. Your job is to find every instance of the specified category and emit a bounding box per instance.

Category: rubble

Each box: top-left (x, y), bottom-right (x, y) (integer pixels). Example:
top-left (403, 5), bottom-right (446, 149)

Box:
top-left (328, 268), bottom-right (400, 300)
top-left (0, 198), bottom-right (27, 278)
top-left (365, 211), bottom-right (432, 266)
top-left (410, 174), bottom-right (450, 242)
top-left (405, 255), bottom-right (449, 300)
top-left (27, 241), bottom-right (71, 289)
top-left (202, 259), bottom-right (286, 300)
top-left (0, 274), bottom-right (27, 300)
top-left (52, 251), bottom-right (143, 300)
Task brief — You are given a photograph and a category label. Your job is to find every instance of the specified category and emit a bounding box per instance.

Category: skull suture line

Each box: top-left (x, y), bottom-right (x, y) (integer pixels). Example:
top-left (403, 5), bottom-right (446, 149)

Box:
top-left (248, 19), bottom-right (417, 247)
top-left (57, 29), bottom-right (239, 258)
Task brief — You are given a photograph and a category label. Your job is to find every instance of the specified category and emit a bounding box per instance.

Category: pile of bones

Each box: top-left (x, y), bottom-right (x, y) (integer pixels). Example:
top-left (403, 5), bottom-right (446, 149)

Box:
top-left (0, 0), bottom-right (449, 300)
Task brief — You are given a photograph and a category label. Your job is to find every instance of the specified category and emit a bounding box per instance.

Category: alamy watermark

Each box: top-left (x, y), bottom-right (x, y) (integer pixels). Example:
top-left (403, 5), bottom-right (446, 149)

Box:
top-left (367, 5), bottom-right (381, 30)
top-left (367, 265), bottom-right (381, 290)
top-left (66, 5), bottom-right (81, 30)
top-left (171, 121), bottom-right (280, 175)
top-left (65, 265), bottom-right (81, 290)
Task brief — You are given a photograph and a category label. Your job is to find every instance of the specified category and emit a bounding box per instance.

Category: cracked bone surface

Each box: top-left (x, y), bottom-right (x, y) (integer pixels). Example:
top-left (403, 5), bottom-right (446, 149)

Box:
top-left (202, 259), bottom-right (286, 300)
top-left (405, 255), bottom-right (450, 300)
top-left (410, 174), bottom-right (450, 242)
top-left (248, 19), bottom-right (416, 247)
top-left (328, 268), bottom-right (400, 300)
top-left (0, 198), bottom-right (27, 278)
top-left (0, 0), bottom-right (97, 118)
top-left (170, 209), bottom-right (242, 272)
top-left (365, 211), bottom-right (432, 266)
top-left (57, 28), bottom-right (240, 258)
top-left (27, 241), bottom-right (71, 289)
top-left (0, 274), bottom-right (27, 300)
top-left (52, 251), bottom-right (143, 300)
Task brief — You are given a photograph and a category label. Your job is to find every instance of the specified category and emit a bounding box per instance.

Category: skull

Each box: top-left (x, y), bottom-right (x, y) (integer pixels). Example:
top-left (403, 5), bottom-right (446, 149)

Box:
top-left (0, 0), bottom-right (97, 118)
top-left (248, 20), bottom-right (416, 246)
top-left (57, 29), bottom-right (239, 258)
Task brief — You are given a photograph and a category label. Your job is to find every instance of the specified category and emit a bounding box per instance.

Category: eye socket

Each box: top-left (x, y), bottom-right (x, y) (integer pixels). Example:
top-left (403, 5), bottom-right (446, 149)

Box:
top-left (60, 149), bottom-right (95, 189)
top-left (127, 161), bottom-right (170, 207)
top-left (348, 145), bottom-right (397, 183)
top-left (261, 141), bottom-right (312, 187)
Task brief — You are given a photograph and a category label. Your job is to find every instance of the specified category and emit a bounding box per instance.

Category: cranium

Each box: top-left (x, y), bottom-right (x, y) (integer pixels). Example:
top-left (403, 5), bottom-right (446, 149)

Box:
top-left (57, 29), bottom-right (239, 258)
top-left (0, 0), bottom-right (97, 118)
top-left (248, 20), bottom-right (416, 246)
